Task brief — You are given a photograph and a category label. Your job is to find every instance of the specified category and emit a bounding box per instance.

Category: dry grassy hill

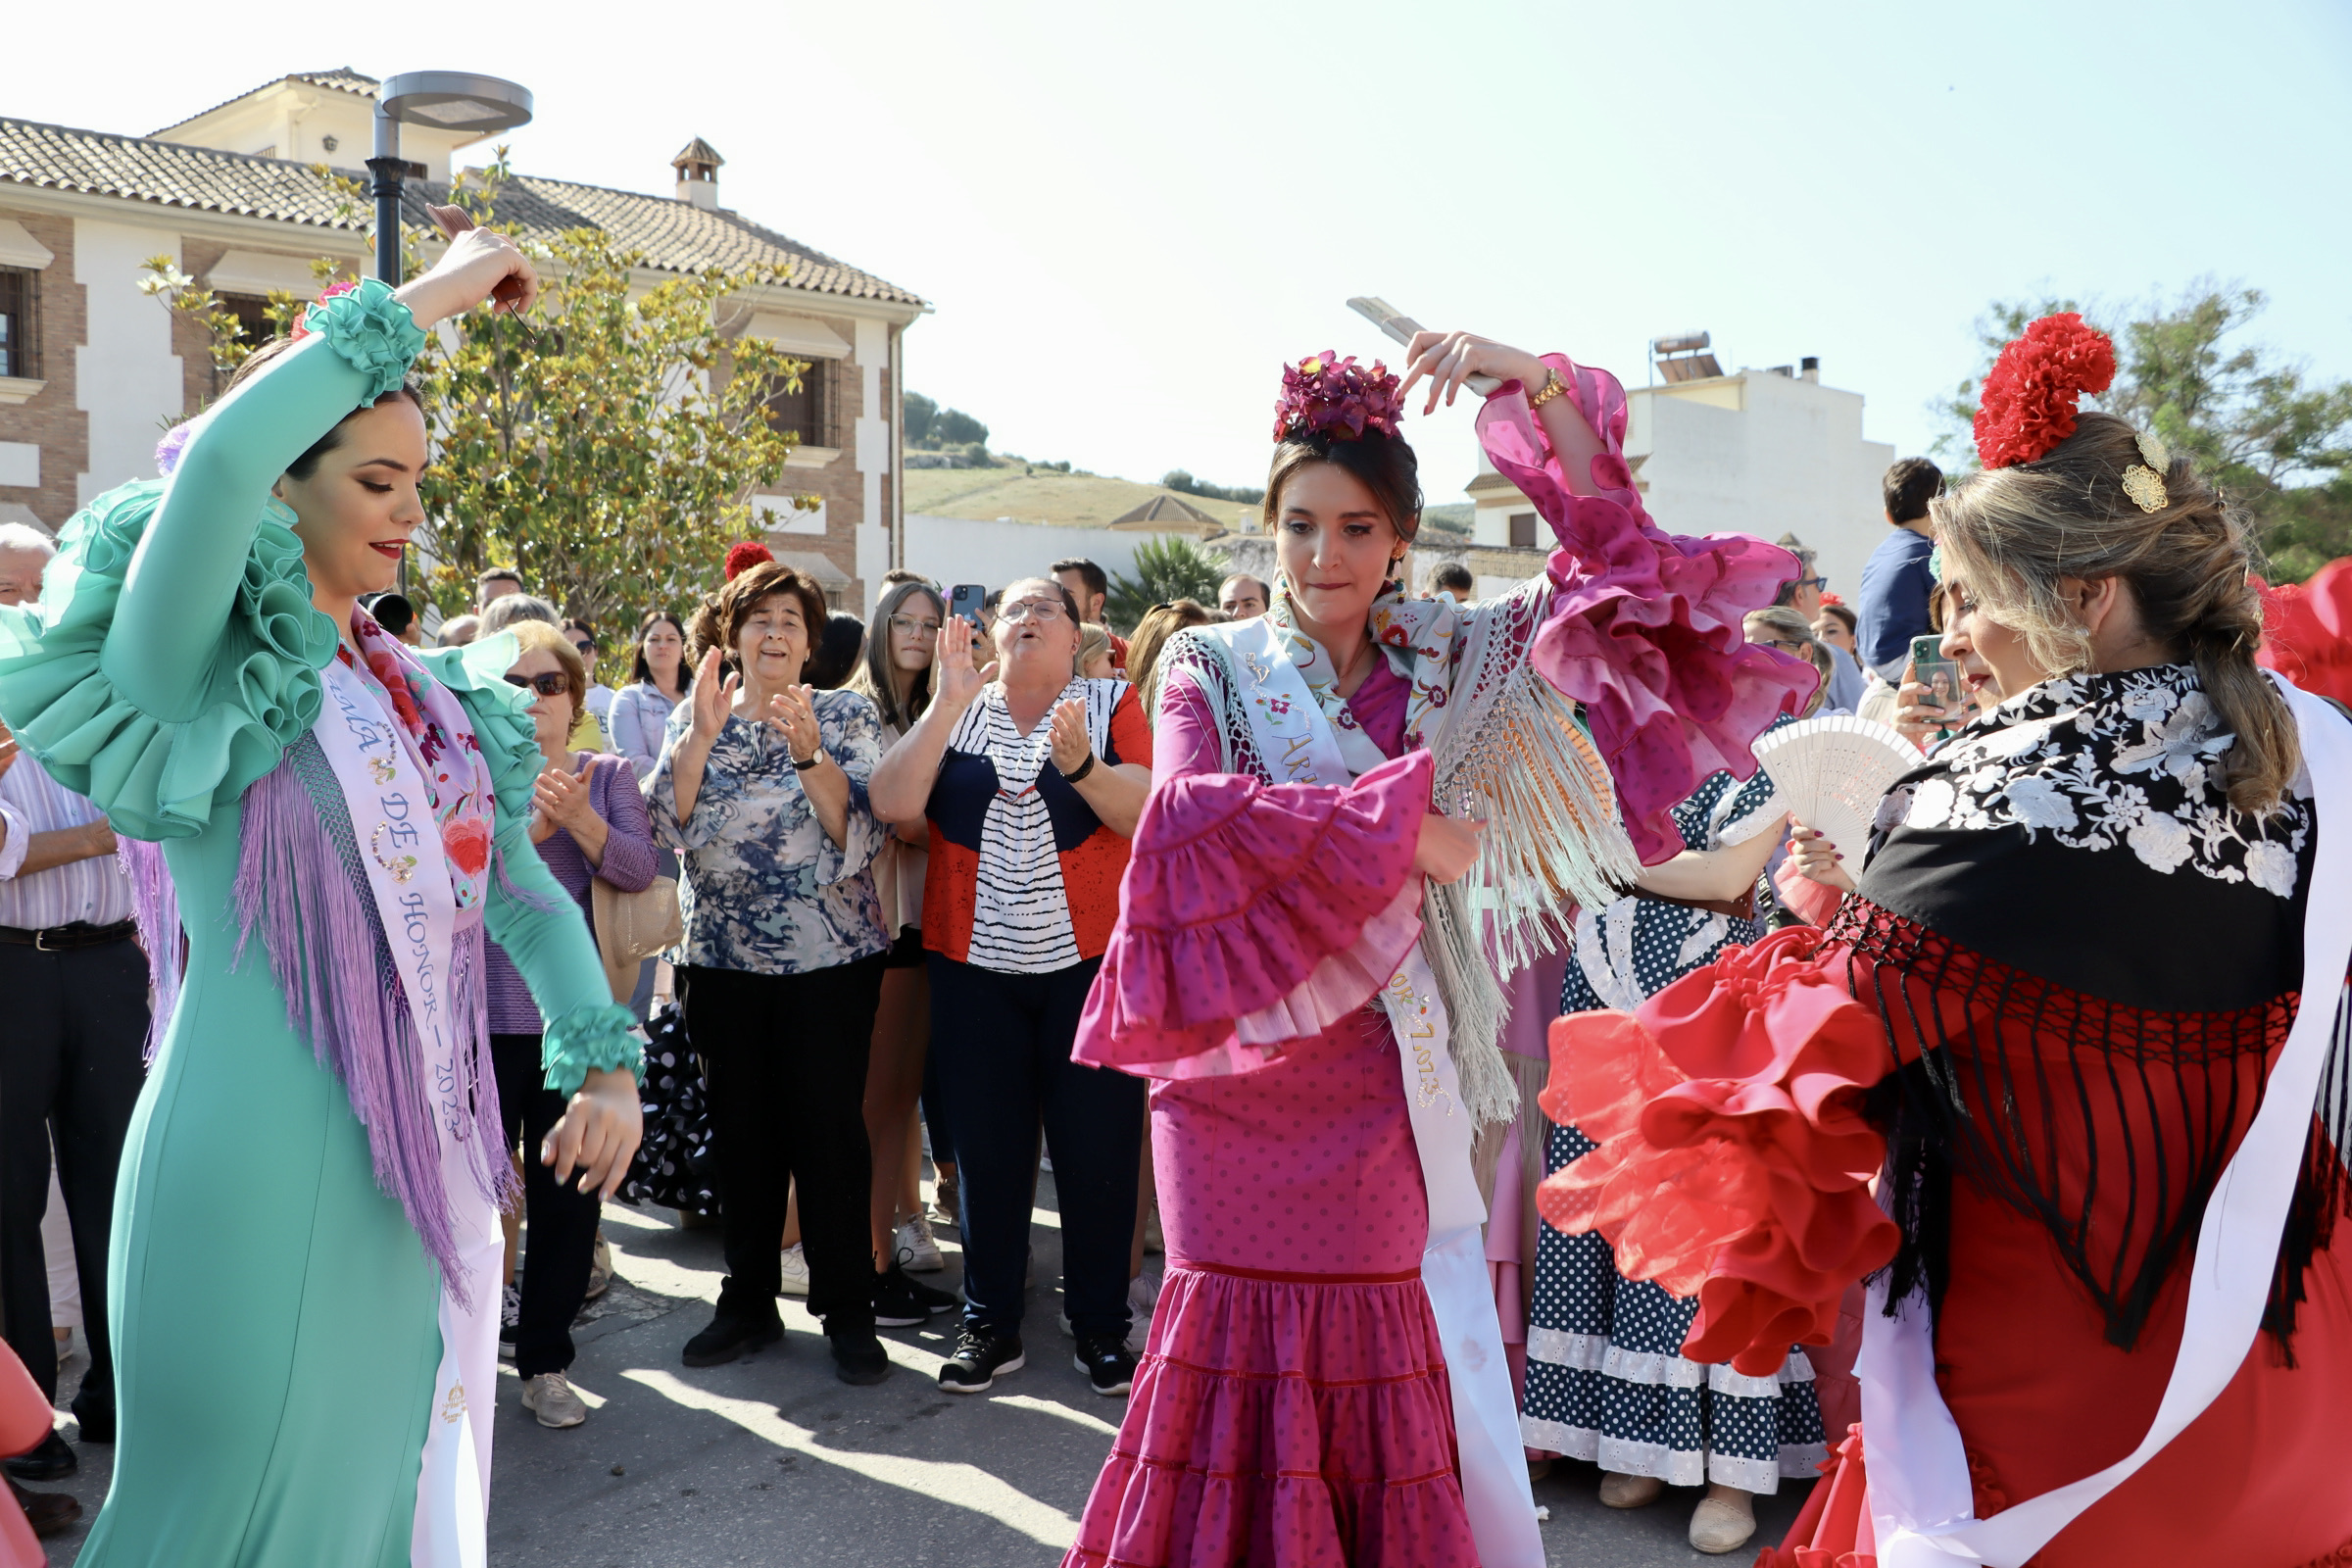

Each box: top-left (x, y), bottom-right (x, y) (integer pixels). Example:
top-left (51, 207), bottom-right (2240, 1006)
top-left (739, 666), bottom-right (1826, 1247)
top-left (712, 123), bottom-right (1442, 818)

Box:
top-left (904, 459), bottom-right (1471, 538)
top-left (904, 460), bottom-right (1256, 531)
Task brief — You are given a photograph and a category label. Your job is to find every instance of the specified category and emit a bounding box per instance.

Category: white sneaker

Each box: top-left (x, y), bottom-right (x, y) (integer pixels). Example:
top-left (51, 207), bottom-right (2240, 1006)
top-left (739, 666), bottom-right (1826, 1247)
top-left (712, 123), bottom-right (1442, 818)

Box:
top-left (498, 1282), bottom-right (521, 1352)
top-left (1124, 1271), bottom-right (1160, 1354)
top-left (520, 1371), bottom-right (588, 1429)
top-left (896, 1213), bottom-right (945, 1273)
top-left (778, 1243), bottom-right (810, 1298)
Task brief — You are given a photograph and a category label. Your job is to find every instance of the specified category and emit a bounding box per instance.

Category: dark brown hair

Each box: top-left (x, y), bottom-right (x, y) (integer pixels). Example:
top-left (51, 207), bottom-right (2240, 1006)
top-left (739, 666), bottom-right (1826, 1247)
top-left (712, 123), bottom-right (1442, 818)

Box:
top-left (1933, 410), bottom-right (2294, 812)
top-left (1883, 456), bottom-right (1944, 525)
top-left (1261, 428), bottom-right (1422, 542)
top-left (628, 610), bottom-right (693, 691)
top-left (689, 560), bottom-right (830, 677)
top-left (219, 333), bottom-right (423, 481)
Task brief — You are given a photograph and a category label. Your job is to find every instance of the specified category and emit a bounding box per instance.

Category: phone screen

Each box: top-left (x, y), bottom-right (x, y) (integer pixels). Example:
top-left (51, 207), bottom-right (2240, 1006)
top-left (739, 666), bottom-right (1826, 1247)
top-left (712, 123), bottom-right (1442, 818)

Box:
top-left (948, 583), bottom-right (987, 629)
top-left (1910, 634), bottom-right (1966, 726)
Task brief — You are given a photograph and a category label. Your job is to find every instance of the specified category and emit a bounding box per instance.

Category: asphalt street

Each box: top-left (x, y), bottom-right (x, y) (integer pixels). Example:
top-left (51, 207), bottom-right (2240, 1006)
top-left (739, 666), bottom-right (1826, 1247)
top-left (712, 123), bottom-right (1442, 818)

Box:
top-left (33, 1175), bottom-right (1815, 1566)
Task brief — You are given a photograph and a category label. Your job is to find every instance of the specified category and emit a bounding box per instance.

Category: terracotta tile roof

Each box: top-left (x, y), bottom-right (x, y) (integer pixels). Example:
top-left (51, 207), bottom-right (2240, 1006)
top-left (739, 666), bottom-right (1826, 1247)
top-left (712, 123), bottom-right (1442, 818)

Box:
top-left (152, 68), bottom-right (380, 135)
top-left (0, 115), bottom-right (923, 307)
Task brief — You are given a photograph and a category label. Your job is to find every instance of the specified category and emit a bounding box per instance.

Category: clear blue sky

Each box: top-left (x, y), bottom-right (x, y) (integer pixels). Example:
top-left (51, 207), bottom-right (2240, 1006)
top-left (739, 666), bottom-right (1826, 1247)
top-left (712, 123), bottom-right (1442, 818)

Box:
top-left (20, 1), bottom-right (2350, 509)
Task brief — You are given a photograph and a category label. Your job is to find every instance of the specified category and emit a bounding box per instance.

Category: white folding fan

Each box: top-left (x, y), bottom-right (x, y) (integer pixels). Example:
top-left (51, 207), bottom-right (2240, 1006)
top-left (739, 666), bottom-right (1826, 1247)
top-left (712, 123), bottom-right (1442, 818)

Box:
top-left (1748, 714), bottom-right (1924, 857)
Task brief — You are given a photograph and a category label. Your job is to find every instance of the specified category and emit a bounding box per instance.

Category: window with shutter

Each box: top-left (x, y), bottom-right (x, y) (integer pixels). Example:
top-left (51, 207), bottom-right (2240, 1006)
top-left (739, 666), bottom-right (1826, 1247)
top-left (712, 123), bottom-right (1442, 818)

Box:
top-left (0, 268), bottom-right (35, 379)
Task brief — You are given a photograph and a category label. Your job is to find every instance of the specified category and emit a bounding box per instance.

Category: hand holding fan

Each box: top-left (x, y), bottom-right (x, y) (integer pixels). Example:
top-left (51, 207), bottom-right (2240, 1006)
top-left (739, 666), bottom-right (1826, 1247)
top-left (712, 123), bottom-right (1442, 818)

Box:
top-left (1749, 715), bottom-right (1922, 859)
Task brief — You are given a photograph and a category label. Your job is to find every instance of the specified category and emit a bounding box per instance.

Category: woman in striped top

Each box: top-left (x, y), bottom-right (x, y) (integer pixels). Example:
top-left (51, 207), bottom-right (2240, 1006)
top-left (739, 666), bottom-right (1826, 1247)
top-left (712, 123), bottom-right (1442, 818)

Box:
top-left (869, 575), bottom-right (1153, 1397)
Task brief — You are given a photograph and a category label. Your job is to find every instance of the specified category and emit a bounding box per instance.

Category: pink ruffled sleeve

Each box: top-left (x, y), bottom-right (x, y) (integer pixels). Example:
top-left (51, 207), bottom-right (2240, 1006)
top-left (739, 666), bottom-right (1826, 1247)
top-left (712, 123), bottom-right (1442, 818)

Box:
top-left (1478, 356), bottom-right (1817, 864)
top-left (1535, 924), bottom-right (1900, 1377)
top-left (1074, 672), bottom-right (1432, 1079)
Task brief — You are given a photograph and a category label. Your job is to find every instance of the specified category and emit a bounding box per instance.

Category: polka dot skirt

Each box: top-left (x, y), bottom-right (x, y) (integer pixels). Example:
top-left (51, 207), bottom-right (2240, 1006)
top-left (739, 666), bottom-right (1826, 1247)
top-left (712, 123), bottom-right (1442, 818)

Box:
top-left (1519, 1123), bottom-right (1829, 1493)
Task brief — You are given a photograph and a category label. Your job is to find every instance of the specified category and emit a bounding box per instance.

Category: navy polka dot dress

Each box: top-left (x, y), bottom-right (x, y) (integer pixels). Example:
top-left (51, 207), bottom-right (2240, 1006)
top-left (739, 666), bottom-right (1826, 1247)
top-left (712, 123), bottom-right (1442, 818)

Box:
top-left (1518, 729), bottom-right (1829, 1491)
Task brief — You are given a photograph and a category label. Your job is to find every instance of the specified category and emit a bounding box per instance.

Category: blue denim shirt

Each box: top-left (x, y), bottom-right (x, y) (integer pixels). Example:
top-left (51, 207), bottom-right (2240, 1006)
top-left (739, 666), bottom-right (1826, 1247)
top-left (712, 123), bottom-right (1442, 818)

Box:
top-left (644, 687), bottom-right (889, 975)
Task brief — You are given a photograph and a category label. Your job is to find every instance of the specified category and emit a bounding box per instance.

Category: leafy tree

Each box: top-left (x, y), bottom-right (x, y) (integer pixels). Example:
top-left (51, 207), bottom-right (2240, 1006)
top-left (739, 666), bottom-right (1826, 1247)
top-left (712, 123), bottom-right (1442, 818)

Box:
top-left (932, 406), bottom-right (989, 449)
top-left (1932, 283), bottom-right (2352, 581)
top-left (1161, 468), bottom-right (1267, 506)
top-left (903, 390), bottom-right (937, 447)
top-left (143, 154), bottom-right (814, 626)
top-left (1104, 535), bottom-right (1225, 632)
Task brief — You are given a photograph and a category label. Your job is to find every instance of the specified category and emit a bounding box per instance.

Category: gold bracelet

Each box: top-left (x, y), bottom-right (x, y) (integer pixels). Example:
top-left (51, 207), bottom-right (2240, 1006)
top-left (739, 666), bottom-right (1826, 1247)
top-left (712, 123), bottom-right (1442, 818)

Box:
top-left (1526, 367), bottom-right (1567, 411)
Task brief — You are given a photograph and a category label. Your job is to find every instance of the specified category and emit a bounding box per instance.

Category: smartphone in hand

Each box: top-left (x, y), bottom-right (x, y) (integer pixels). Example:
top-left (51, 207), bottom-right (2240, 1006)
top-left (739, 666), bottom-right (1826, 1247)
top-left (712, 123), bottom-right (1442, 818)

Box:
top-left (949, 583), bottom-right (987, 631)
top-left (1910, 633), bottom-right (1967, 733)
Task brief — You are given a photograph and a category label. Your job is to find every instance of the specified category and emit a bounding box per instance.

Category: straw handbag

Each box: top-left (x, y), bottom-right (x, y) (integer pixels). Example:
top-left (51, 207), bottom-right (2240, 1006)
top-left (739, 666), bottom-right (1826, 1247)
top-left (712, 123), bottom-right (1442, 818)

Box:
top-left (590, 873), bottom-right (684, 1004)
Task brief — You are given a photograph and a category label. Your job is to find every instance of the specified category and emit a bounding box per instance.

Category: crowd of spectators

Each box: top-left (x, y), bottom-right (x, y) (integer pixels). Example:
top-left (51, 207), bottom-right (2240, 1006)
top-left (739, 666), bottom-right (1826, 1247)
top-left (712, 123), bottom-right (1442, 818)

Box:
top-left (2, 476), bottom-right (1976, 1483)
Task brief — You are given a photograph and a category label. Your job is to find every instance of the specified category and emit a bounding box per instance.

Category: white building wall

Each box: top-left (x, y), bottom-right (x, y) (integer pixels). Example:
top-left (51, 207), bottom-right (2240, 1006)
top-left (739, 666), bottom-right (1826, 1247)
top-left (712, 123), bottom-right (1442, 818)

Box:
top-left (904, 515), bottom-right (1203, 599)
top-left (74, 219), bottom-right (184, 507)
top-left (1623, 371), bottom-right (1894, 599)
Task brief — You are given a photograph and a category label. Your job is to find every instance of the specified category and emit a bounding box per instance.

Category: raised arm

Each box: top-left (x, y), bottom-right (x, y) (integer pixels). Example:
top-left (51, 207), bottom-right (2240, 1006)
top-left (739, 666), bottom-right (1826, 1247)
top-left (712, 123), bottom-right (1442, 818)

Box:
top-left (869, 615), bottom-right (991, 825)
top-left (103, 321), bottom-right (407, 717)
top-left (106, 227), bottom-right (538, 717)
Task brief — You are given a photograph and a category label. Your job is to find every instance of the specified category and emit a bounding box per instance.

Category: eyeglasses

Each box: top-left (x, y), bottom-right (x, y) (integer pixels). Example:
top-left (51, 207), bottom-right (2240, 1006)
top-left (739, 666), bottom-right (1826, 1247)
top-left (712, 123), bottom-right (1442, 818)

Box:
top-left (505, 671), bottom-right (571, 697)
top-left (1757, 636), bottom-right (1811, 655)
top-left (999, 599), bottom-right (1067, 624)
top-left (889, 614), bottom-right (943, 636)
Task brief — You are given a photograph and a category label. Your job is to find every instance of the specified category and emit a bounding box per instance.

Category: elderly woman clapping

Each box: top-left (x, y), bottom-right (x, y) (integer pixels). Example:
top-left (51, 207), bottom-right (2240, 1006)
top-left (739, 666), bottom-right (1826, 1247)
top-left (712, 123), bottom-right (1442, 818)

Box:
top-left (867, 576), bottom-right (1153, 1396)
top-left (647, 560), bottom-right (912, 1387)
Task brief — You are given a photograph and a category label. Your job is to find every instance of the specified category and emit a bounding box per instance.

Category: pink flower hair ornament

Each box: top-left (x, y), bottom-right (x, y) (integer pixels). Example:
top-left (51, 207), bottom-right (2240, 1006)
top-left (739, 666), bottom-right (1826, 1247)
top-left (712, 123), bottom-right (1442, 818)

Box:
top-left (1274, 351), bottom-right (1407, 444)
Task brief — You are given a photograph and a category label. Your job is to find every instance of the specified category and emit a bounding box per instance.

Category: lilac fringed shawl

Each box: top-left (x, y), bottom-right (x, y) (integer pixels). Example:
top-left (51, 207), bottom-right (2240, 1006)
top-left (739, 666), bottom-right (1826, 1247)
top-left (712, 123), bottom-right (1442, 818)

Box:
top-left (115, 836), bottom-right (181, 1061)
top-left (230, 738), bottom-right (514, 1300)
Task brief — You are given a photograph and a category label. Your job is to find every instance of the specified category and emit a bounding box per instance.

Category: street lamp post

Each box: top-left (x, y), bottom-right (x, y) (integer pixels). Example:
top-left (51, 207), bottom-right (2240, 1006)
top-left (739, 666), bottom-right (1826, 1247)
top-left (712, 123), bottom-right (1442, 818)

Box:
top-left (367, 71), bottom-right (536, 286)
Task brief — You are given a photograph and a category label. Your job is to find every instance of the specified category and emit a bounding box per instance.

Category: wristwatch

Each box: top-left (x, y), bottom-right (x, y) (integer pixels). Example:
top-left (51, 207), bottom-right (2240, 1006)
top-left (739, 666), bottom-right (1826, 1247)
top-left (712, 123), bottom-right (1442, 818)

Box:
top-left (791, 751), bottom-right (821, 771)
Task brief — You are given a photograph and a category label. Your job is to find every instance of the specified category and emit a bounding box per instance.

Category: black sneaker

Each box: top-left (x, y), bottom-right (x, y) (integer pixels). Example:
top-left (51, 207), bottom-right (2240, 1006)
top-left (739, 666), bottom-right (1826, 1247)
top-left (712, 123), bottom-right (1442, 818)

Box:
top-left (1073, 1335), bottom-right (1138, 1396)
top-left (828, 1327), bottom-right (892, 1386)
top-left (680, 1312), bottom-right (783, 1368)
top-left (937, 1324), bottom-right (1024, 1394)
top-left (872, 1261), bottom-right (959, 1328)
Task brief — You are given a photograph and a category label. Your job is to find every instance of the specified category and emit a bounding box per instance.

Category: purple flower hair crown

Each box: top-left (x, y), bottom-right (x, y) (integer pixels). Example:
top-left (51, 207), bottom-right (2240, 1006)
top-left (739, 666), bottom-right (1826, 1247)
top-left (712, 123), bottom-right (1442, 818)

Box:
top-left (1274, 350), bottom-right (1406, 444)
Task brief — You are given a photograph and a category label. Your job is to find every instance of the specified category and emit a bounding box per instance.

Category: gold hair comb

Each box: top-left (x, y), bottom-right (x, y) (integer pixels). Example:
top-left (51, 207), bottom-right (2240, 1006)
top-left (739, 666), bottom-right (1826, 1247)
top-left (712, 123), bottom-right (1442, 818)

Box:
top-left (2122, 429), bottom-right (2170, 513)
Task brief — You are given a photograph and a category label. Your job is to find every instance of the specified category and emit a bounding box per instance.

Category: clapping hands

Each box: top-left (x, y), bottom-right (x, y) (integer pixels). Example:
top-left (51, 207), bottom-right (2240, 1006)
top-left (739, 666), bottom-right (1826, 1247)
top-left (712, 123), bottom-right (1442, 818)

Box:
top-left (763, 684), bottom-right (824, 764)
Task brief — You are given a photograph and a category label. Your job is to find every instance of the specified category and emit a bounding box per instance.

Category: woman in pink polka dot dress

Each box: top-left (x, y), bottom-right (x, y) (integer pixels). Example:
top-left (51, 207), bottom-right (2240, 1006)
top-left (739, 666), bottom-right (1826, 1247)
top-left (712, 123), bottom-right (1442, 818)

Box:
top-left (1063, 332), bottom-right (1809, 1567)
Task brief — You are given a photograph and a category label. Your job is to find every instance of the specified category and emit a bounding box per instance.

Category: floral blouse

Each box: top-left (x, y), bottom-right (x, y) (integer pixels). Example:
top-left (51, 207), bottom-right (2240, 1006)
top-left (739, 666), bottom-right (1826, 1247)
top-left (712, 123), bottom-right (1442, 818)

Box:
top-left (644, 687), bottom-right (889, 975)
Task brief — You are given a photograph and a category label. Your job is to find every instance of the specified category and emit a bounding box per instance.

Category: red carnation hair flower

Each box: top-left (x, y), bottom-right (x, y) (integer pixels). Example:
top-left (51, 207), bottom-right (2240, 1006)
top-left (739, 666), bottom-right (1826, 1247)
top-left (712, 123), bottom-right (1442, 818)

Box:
top-left (1274, 351), bottom-right (1406, 444)
top-left (1973, 313), bottom-right (2117, 469)
top-left (724, 541), bottom-right (774, 580)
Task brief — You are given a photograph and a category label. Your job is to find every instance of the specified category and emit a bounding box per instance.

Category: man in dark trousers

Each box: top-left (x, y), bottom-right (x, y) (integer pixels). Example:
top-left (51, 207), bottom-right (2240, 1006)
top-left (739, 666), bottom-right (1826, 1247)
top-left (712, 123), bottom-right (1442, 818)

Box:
top-left (0, 522), bottom-right (149, 1491)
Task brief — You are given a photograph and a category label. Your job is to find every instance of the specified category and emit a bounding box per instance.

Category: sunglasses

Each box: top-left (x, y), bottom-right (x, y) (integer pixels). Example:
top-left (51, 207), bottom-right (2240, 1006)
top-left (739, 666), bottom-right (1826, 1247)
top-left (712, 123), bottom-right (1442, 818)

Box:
top-left (505, 671), bottom-right (572, 697)
top-left (569, 640), bottom-right (596, 656)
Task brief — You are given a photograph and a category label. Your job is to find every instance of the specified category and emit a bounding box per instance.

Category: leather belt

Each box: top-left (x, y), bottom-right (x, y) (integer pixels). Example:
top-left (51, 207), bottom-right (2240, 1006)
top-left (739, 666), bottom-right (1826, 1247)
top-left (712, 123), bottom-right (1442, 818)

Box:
top-left (0, 918), bottom-right (138, 952)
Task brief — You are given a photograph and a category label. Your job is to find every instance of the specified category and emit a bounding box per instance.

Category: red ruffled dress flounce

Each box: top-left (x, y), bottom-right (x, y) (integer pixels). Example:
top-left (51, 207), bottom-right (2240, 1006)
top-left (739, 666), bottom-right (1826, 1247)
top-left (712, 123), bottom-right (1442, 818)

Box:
top-left (1544, 918), bottom-right (2352, 1568)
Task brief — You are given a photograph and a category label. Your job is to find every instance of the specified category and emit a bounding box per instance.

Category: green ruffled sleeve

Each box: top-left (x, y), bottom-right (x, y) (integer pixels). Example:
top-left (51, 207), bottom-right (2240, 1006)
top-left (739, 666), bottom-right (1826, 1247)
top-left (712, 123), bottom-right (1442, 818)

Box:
top-left (0, 279), bottom-right (424, 840)
top-left (426, 637), bottom-right (644, 1096)
top-left (0, 482), bottom-right (337, 840)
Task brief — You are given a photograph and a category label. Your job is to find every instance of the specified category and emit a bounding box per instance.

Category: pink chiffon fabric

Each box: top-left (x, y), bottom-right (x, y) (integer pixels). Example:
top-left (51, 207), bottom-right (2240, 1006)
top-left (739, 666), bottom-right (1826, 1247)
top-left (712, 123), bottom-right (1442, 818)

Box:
top-left (1482, 356), bottom-right (1813, 864)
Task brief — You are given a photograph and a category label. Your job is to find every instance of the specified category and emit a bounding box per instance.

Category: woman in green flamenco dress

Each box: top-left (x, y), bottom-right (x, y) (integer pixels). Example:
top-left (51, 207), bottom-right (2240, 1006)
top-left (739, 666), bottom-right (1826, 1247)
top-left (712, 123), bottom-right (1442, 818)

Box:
top-left (0, 229), bottom-right (644, 1566)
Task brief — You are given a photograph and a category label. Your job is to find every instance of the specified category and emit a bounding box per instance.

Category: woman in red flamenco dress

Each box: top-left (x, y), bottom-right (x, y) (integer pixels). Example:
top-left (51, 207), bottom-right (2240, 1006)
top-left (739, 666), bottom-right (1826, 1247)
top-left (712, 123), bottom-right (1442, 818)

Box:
top-left (1545, 317), bottom-right (2352, 1568)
